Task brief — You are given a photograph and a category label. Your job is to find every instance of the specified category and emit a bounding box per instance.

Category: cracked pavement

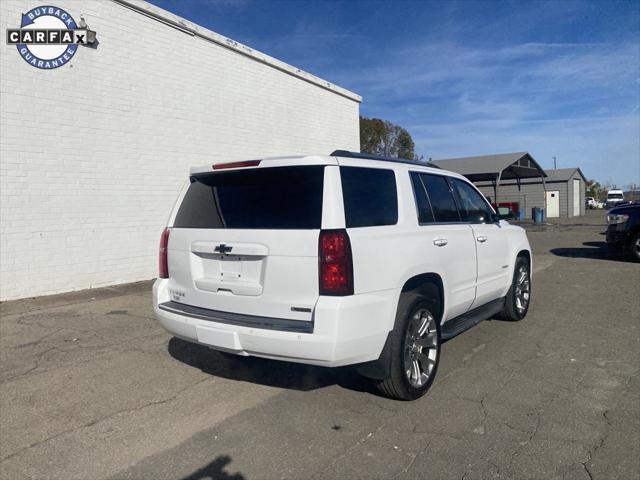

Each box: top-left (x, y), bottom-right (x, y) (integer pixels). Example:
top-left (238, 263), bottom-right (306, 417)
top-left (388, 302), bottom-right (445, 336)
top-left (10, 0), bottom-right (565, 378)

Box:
top-left (1, 211), bottom-right (638, 480)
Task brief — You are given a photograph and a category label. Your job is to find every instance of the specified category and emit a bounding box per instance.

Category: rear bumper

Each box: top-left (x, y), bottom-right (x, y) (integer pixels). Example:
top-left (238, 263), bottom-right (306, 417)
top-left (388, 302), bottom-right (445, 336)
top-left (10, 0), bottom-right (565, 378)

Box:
top-left (153, 279), bottom-right (396, 367)
top-left (158, 301), bottom-right (314, 333)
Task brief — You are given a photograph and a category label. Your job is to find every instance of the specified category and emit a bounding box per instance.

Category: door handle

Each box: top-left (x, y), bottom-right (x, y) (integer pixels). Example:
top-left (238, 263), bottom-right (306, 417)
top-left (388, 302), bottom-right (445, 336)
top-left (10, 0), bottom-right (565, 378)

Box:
top-left (433, 238), bottom-right (448, 247)
top-left (476, 236), bottom-right (487, 243)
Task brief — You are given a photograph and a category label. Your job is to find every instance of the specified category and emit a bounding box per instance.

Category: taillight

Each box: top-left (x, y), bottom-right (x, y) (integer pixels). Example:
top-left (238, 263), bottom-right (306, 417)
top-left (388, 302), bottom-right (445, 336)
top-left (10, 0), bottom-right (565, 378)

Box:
top-left (319, 229), bottom-right (353, 296)
top-left (159, 228), bottom-right (170, 279)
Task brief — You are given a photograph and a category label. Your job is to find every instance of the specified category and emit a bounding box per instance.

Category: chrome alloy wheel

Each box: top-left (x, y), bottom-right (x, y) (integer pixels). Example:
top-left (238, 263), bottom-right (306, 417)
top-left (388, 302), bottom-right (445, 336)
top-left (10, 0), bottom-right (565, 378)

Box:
top-left (635, 235), bottom-right (640, 255)
top-left (514, 265), bottom-right (530, 314)
top-left (403, 309), bottom-right (438, 388)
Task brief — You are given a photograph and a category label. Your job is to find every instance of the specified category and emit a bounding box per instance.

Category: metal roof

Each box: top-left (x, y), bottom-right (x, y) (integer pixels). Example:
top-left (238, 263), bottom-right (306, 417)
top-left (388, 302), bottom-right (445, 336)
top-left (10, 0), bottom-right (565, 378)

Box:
top-left (543, 167), bottom-right (586, 183)
top-left (431, 152), bottom-right (547, 181)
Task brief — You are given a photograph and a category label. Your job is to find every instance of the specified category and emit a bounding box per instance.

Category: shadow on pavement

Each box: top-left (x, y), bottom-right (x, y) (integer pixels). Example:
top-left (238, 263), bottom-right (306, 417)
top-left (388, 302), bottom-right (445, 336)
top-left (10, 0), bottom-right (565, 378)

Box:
top-left (180, 455), bottom-right (244, 480)
top-left (168, 337), bottom-right (374, 394)
top-left (550, 241), bottom-right (630, 262)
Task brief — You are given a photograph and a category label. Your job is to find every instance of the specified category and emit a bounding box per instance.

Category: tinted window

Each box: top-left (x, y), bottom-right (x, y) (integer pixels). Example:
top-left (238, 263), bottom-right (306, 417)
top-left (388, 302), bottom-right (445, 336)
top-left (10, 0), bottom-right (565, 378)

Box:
top-left (420, 174), bottom-right (460, 222)
top-left (451, 178), bottom-right (493, 223)
top-left (410, 172), bottom-right (435, 223)
top-left (341, 167), bottom-right (398, 227)
top-left (173, 166), bottom-right (324, 229)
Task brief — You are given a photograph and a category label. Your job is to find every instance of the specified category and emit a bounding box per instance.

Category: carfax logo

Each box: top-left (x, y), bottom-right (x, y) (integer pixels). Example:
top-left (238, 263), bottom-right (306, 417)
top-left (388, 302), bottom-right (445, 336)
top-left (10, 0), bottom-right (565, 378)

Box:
top-left (6, 5), bottom-right (93, 70)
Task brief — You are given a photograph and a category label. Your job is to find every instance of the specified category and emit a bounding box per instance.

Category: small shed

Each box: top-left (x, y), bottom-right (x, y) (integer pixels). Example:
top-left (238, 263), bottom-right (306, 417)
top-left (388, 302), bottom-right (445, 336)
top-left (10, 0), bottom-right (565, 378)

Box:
top-left (431, 152), bottom-right (547, 219)
top-left (473, 167), bottom-right (587, 219)
top-left (432, 153), bottom-right (587, 219)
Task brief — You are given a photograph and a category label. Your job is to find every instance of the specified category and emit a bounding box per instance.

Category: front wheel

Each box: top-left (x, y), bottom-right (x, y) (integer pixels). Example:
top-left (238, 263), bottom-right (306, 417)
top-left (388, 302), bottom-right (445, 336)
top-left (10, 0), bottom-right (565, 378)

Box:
top-left (499, 256), bottom-right (531, 321)
top-left (376, 292), bottom-right (441, 400)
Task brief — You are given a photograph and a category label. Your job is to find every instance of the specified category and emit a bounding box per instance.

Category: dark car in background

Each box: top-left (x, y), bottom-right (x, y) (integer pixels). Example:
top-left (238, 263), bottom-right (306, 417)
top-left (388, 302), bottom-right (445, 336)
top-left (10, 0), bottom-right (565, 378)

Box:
top-left (606, 203), bottom-right (640, 262)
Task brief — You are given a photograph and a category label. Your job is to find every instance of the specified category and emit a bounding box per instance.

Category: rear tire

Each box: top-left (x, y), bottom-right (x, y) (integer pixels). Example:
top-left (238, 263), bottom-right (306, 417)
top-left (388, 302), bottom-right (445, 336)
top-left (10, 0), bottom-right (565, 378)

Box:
top-left (499, 256), bottom-right (531, 321)
top-left (376, 291), bottom-right (441, 401)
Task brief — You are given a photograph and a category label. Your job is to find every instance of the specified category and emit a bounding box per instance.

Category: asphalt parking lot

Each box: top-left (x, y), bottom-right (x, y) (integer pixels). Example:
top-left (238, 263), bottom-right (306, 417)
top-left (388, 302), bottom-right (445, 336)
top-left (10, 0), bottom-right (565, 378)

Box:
top-left (1, 210), bottom-right (638, 480)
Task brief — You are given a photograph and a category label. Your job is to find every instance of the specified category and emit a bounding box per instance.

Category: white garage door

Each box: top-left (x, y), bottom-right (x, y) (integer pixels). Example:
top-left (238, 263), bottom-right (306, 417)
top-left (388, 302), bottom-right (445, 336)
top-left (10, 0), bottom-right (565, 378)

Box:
top-left (573, 179), bottom-right (580, 216)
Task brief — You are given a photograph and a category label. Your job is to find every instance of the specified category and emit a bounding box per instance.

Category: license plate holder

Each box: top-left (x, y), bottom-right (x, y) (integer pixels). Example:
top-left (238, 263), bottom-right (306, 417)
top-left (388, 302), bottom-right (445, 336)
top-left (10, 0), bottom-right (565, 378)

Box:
top-left (220, 255), bottom-right (242, 279)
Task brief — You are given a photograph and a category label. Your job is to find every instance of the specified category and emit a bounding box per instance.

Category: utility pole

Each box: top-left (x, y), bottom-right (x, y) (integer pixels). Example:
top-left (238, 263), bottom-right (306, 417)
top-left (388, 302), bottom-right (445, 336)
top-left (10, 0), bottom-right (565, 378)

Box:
top-left (552, 156), bottom-right (557, 169)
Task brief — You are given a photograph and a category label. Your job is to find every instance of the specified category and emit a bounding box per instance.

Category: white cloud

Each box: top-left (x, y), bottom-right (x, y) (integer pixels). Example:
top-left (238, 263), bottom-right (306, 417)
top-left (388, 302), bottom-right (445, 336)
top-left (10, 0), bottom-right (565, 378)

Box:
top-left (416, 114), bottom-right (640, 187)
top-left (340, 39), bottom-right (640, 185)
top-left (263, 7), bottom-right (639, 186)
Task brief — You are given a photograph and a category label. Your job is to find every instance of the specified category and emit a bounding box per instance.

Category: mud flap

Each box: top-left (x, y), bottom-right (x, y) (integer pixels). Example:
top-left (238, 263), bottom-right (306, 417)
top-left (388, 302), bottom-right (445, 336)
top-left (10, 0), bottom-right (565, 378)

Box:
top-left (354, 331), bottom-right (393, 380)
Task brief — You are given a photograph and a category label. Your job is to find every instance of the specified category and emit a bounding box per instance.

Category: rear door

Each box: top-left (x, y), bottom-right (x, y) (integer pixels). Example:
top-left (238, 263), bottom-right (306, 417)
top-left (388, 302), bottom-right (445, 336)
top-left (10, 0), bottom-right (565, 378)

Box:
top-left (166, 163), bottom-right (330, 322)
top-left (449, 178), bottom-right (510, 307)
top-left (414, 172), bottom-right (477, 319)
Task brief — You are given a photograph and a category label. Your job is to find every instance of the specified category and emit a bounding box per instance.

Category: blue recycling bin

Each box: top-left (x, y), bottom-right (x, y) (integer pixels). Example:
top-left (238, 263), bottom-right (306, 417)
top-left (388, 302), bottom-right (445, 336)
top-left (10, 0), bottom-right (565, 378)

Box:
top-left (532, 207), bottom-right (543, 223)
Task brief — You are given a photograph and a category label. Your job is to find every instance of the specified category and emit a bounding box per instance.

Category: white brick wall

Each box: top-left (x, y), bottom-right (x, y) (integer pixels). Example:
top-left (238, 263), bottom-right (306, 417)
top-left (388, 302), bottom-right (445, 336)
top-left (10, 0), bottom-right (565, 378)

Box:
top-left (0, 0), bottom-right (360, 300)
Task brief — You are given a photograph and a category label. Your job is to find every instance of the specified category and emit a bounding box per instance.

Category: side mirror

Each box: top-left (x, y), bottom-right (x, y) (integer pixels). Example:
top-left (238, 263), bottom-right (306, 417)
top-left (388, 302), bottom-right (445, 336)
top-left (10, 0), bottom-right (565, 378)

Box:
top-left (495, 206), bottom-right (515, 221)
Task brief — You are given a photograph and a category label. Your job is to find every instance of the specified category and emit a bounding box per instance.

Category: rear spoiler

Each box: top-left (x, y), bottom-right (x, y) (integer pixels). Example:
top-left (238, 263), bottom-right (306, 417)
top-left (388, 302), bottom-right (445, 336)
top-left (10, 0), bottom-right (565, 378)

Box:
top-left (190, 155), bottom-right (339, 175)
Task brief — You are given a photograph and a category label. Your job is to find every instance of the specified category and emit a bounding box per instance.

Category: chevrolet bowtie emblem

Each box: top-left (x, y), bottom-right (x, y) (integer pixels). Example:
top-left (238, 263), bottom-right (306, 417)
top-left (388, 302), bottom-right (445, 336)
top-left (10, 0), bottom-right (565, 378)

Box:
top-left (214, 243), bottom-right (233, 254)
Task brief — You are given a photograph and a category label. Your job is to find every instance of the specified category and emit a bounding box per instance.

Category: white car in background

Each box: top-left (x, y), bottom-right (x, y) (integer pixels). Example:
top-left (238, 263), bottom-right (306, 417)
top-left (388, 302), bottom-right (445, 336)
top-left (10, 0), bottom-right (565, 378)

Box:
top-left (153, 151), bottom-right (533, 400)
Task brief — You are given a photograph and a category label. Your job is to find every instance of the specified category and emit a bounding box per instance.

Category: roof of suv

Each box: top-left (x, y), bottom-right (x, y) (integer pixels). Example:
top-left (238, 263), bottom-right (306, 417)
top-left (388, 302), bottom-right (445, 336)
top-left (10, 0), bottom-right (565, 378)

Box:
top-left (191, 152), bottom-right (451, 177)
top-left (329, 150), bottom-right (442, 169)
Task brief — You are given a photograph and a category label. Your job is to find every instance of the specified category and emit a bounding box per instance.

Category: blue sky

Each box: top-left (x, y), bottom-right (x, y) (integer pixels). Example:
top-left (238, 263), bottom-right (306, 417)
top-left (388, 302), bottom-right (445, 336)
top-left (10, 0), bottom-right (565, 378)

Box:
top-left (150, 0), bottom-right (640, 188)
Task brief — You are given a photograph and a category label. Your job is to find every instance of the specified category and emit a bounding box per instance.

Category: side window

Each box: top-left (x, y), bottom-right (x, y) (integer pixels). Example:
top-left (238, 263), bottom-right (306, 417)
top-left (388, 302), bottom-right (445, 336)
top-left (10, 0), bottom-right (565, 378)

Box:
top-left (451, 178), bottom-right (493, 223)
top-left (341, 166), bottom-right (398, 228)
top-left (420, 174), bottom-right (460, 222)
top-left (410, 172), bottom-right (435, 223)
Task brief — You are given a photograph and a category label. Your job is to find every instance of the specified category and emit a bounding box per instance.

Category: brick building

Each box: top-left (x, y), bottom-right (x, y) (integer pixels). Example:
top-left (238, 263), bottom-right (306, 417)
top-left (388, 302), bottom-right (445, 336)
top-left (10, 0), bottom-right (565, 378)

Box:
top-left (0, 0), bottom-right (361, 300)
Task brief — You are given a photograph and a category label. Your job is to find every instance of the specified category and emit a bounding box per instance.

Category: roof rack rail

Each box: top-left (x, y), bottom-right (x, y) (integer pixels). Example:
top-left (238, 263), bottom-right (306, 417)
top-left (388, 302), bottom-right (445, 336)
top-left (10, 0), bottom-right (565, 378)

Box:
top-left (330, 150), bottom-right (441, 169)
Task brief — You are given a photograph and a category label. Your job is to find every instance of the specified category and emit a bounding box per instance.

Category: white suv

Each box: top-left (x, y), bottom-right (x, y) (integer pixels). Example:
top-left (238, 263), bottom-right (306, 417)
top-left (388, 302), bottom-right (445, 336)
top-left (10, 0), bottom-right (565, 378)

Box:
top-left (153, 151), bottom-right (532, 400)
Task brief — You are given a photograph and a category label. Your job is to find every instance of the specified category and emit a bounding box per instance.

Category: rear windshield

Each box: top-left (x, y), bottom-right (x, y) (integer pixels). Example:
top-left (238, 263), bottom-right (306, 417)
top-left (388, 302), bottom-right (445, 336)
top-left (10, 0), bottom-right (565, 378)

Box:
top-left (173, 166), bottom-right (325, 229)
top-left (608, 193), bottom-right (623, 199)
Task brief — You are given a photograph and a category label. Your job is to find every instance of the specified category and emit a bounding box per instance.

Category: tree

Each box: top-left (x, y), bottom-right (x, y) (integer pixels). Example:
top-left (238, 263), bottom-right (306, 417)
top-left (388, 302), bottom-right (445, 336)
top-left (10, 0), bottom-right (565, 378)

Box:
top-left (585, 179), bottom-right (602, 199)
top-left (359, 116), bottom-right (421, 160)
top-left (395, 128), bottom-right (415, 160)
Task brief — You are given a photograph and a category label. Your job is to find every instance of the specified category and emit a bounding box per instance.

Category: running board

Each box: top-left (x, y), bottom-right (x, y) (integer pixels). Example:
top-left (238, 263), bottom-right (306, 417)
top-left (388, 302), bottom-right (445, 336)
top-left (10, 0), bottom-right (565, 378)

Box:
top-left (441, 297), bottom-right (505, 341)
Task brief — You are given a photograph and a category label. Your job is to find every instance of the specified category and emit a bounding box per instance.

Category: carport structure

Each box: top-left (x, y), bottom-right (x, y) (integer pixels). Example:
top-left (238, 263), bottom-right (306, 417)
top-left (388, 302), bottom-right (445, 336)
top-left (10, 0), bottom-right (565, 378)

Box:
top-left (431, 152), bottom-right (547, 206)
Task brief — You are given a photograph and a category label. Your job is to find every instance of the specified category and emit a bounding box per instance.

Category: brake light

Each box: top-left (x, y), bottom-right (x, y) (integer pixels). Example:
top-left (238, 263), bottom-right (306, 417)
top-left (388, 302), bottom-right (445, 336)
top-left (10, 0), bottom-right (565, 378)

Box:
top-left (212, 160), bottom-right (261, 170)
top-left (319, 229), bottom-right (353, 296)
top-left (159, 228), bottom-right (170, 279)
